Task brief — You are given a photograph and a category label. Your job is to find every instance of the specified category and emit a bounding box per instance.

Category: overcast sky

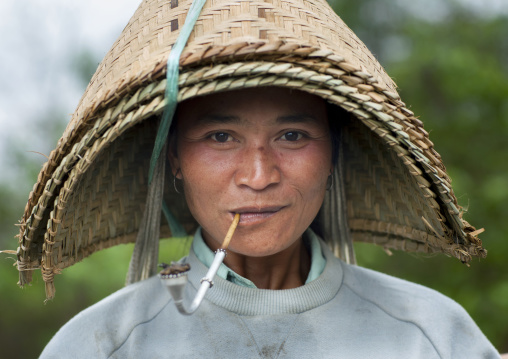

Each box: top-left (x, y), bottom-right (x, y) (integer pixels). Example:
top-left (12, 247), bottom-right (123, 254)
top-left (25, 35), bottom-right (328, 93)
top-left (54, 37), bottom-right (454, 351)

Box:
top-left (0, 0), bottom-right (506, 184)
top-left (0, 0), bottom-right (141, 165)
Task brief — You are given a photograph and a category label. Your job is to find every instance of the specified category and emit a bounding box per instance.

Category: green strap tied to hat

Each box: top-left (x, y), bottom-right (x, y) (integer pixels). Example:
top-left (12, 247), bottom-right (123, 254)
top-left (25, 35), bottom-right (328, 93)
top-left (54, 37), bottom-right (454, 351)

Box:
top-left (127, 0), bottom-right (207, 284)
top-left (149, 0), bottom-right (209, 185)
top-left (151, 0), bottom-right (211, 238)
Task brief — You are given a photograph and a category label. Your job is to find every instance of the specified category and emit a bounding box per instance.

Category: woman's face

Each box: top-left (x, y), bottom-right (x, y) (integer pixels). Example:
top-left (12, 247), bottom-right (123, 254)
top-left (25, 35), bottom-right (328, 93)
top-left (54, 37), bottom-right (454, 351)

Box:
top-left (169, 87), bottom-right (332, 257)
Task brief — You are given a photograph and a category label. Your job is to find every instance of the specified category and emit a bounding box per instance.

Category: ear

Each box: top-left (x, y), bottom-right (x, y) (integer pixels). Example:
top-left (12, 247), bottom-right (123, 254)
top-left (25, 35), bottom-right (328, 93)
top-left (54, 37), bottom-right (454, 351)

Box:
top-left (167, 137), bottom-right (182, 178)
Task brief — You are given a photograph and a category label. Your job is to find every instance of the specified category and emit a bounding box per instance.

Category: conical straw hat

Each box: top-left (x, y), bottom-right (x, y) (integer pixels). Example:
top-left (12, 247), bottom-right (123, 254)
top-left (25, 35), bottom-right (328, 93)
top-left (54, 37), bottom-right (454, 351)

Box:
top-left (16, 0), bottom-right (486, 299)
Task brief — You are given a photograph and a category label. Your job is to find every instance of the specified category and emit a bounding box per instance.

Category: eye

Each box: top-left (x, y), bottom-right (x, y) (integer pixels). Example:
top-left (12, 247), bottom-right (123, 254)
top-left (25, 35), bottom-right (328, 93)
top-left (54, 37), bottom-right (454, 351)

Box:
top-left (211, 132), bottom-right (232, 143)
top-left (281, 131), bottom-right (303, 141)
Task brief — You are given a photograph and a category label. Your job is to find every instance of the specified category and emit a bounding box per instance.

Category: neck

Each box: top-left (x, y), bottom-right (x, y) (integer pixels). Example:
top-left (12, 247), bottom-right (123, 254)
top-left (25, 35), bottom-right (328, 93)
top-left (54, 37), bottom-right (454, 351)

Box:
top-left (204, 235), bottom-right (311, 290)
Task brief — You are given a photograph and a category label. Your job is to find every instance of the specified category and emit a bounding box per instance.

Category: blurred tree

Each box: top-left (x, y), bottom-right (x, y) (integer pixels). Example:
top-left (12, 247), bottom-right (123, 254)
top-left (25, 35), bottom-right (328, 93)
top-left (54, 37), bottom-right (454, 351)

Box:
top-left (331, 0), bottom-right (508, 351)
top-left (0, 48), bottom-right (116, 358)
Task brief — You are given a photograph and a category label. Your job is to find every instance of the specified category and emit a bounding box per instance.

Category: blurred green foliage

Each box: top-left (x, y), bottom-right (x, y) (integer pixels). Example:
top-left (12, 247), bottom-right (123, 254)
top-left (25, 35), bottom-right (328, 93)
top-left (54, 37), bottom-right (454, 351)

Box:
top-left (1, 0), bottom-right (507, 357)
top-left (0, 239), bottom-right (192, 358)
top-left (333, 0), bottom-right (508, 352)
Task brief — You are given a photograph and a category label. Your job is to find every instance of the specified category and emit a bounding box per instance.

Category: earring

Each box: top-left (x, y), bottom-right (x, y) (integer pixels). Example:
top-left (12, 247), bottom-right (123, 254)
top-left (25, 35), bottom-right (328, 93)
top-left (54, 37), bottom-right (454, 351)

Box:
top-left (326, 171), bottom-right (333, 191)
top-left (173, 169), bottom-right (181, 194)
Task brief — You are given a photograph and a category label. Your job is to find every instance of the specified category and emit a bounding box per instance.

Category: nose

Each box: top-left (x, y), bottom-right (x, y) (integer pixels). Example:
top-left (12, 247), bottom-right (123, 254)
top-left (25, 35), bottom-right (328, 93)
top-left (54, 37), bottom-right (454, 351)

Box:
top-left (235, 145), bottom-right (281, 190)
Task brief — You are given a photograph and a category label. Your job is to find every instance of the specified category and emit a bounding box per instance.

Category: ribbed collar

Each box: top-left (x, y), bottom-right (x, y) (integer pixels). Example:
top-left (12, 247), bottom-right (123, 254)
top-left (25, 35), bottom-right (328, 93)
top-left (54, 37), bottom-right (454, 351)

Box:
top-left (186, 237), bottom-right (343, 316)
top-left (191, 227), bottom-right (326, 288)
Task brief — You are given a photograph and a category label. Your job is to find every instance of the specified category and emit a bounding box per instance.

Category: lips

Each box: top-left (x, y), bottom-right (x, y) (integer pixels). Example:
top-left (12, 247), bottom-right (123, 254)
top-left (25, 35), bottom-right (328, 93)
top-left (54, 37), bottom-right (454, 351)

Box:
top-left (230, 206), bottom-right (285, 224)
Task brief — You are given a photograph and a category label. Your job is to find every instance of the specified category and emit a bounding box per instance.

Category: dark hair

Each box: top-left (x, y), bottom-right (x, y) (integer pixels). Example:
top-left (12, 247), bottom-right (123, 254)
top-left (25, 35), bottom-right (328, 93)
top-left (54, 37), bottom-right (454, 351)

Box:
top-left (327, 102), bottom-right (347, 167)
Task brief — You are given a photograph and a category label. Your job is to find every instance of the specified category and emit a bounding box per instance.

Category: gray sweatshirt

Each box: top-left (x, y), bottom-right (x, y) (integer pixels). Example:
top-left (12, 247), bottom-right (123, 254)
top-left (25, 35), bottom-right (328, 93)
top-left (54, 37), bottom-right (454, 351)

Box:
top-left (40, 239), bottom-right (499, 358)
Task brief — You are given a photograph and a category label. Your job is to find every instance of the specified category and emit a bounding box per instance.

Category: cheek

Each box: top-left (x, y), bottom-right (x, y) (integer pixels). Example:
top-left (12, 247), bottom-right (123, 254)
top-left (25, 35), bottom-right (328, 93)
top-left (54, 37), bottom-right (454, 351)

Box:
top-left (177, 144), bottom-right (234, 215)
top-left (178, 140), bottom-right (235, 185)
top-left (282, 143), bottom-right (331, 189)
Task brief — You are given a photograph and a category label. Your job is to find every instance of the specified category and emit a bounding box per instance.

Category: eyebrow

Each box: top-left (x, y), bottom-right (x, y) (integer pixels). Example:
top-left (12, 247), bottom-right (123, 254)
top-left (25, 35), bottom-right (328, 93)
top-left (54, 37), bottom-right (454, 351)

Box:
top-left (276, 114), bottom-right (317, 124)
top-left (195, 114), bottom-right (318, 126)
top-left (194, 115), bottom-right (241, 125)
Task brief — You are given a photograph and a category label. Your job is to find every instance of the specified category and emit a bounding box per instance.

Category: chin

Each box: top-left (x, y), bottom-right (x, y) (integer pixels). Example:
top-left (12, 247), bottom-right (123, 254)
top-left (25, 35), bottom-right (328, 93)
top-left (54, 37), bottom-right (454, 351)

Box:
top-left (229, 235), bottom-right (300, 258)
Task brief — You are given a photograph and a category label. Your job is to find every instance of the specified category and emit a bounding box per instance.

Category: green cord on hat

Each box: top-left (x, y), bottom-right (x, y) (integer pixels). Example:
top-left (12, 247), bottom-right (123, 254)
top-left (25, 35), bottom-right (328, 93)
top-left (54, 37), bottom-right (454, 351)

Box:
top-left (149, 0), bottom-right (208, 184)
top-left (147, 0), bottom-right (208, 238)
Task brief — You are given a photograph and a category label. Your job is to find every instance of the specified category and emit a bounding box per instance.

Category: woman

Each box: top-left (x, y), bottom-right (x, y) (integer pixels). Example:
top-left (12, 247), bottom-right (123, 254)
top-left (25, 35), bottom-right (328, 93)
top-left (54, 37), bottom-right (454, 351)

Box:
top-left (14, 0), bottom-right (499, 357)
top-left (168, 87), bottom-right (331, 290)
top-left (39, 87), bottom-right (498, 358)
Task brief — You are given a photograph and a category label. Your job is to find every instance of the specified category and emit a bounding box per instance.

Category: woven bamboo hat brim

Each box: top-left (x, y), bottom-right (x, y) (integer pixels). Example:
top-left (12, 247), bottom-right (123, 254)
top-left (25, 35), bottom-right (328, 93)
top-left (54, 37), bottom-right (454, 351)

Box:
top-left (16, 0), bottom-right (486, 298)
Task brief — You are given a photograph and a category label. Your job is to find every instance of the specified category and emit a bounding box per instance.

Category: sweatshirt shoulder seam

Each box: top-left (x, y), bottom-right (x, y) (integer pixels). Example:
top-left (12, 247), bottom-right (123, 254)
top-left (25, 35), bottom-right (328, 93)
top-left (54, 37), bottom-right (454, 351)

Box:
top-left (107, 298), bottom-right (172, 358)
top-left (343, 280), bottom-right (442, 359)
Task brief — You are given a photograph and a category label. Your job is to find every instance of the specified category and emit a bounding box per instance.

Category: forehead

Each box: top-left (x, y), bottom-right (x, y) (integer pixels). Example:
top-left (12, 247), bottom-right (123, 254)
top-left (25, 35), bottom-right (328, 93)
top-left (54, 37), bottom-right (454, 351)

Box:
top-left (174, 87), bottom-right (327, 124)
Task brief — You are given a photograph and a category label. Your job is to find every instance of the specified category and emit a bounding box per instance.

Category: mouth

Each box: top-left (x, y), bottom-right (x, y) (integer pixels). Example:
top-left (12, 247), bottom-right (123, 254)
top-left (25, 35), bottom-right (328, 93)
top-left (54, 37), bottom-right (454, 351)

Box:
top-left (230, 206), bottom-right (285, 225)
